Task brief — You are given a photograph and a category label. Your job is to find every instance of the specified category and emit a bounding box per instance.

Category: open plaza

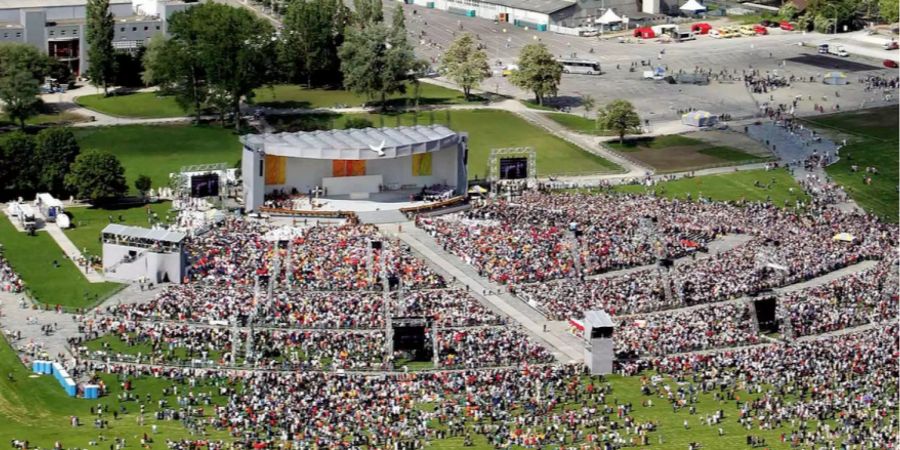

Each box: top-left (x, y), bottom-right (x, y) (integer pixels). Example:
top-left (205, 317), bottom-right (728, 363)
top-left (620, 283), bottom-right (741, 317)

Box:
top-left (0, 0), bottom-right (897, 447)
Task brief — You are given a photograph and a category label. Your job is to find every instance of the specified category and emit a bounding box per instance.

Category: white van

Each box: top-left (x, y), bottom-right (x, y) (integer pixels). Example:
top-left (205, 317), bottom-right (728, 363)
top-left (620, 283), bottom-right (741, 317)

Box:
top-left (709, 29), bottom-right (722, 39)
top-left (676, 31), bottom-right (695, 41)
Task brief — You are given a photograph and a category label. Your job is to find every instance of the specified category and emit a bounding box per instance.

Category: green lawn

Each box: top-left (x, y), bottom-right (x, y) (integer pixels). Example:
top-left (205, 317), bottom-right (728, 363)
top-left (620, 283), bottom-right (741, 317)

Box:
top-left (804, 106), bottom-right (899, 222)
top-left (519, 99), bottom-right (557, 111)
top-left (0, 216), bottom-right (122, 310)
top-left (76, 92), bottom-right (191, 119)
top-left (251, 83), bottom-right (482, 109)
top-left (0, 107), bottom-right (88, 127)
top-left (73, 125), bottom-right (241, 195)
top-left (64, 202), bottom-right (173, 257)
top-left (608, 134), bottom-right (705, 151)
top-left (545, 112), bottom-right (616, 136)
top-left (268, 109), bottom-right (621, 178)
top-left (614, 168), bottom-right (810, 206)
top-left (0, 337), bottom-right (231, 448)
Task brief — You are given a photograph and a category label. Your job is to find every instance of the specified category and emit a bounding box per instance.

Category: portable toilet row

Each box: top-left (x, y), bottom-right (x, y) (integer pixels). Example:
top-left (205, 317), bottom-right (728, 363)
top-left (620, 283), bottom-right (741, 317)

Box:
top-left (52, 362), bottom-right (77, 397)
top-left (84, 384), bottom-right (101, 399)
top-left (31, 360), bottom-right (53, 374)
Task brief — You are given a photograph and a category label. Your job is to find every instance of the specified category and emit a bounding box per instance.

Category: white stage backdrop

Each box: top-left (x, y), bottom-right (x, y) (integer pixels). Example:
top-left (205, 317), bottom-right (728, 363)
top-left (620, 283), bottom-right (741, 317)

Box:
top-left (322, 174), bottom-right (384, 196)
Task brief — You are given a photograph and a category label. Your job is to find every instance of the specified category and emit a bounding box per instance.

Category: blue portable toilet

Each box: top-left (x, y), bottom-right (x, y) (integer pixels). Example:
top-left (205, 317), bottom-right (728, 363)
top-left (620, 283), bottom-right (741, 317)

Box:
top-left (84, 385), bottom-right (100, 399)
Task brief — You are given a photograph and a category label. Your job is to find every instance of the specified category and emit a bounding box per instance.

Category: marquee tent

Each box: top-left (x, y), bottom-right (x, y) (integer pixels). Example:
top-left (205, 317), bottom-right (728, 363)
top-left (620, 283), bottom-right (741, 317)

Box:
top-left (681, 110), bottom-right (718, 127)
top-left (596, 8), bottom-right (622, 24)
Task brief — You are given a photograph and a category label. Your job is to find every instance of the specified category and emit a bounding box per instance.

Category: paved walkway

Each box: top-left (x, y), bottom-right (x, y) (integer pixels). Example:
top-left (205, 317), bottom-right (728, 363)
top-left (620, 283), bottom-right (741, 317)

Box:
top-left (388, 223), bottom-right (584, 363)
top-left (0, 291), bottom-right (79, 361)
top-left (43, 223), bottom-right (105, 283)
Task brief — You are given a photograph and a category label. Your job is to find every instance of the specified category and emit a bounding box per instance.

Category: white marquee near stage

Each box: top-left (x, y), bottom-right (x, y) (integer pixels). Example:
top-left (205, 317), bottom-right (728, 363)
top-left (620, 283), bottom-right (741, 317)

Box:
top-left (240, 125), bottom-right (469, 212)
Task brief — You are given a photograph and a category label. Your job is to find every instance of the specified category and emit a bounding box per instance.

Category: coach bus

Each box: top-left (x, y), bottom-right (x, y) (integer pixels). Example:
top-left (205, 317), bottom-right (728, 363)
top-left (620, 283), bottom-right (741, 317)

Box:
top-left (559, 58), bottom-right (601, 75)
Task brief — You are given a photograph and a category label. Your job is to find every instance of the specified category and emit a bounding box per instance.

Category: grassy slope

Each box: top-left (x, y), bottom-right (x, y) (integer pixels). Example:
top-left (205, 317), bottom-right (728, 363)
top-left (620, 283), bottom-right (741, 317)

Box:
top-left (269, 109), bottom-right (621, 178)
top-left (614, 168), bottom-right (810, 206)
top-left (76, 92), bottom-right (191, 119)
top-left (805, 106), bottom-right (899, 222)
top-left (252, 83), bottom-right (481, 109)
top-left (0, 217), bottom-right (121, 309)
top-left (64, 202), bottom-right (173, 257)
top-left (73, 125), bottom-right (241, 195)
top-left (545, 112), bottom-right (615, 136)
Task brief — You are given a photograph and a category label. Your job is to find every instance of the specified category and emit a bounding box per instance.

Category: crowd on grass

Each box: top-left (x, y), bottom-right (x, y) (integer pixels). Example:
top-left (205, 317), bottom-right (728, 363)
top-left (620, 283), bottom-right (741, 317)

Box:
top-left (419, 192), bottom-right (896, 323)
top-left (187, 220), bottom-right (445, 290)
top-left (0, 251), bottom-right (23, 293)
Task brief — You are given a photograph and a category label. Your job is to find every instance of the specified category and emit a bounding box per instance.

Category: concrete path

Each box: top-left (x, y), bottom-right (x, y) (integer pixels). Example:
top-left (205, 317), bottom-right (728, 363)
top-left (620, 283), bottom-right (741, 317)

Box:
top-left (43, 223), bottom-right (105, 283)
top-left (388, 223), bottom-right (584, 363)
top-left (0, 291), bottom-right (79, 361)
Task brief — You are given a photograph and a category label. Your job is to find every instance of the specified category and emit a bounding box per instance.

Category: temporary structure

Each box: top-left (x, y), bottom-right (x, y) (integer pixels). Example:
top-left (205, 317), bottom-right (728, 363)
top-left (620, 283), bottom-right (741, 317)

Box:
top-left (633, 27), bottom-right (656, 38)
top-left (680, 0), bottom-right (706, 12)
top-left (690, 22), bottom-right (712, 34)
top-left (681, 110), bottom-right (718, 127)
top-left (822, 72), bottom-right (848, 85)
top-left (596, 8), bottom-right (622, 24)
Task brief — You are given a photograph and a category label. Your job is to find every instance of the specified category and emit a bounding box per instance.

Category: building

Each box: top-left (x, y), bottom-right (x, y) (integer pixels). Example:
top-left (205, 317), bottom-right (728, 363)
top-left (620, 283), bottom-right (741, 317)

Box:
top-left (101, 224), bottom-right (187, 284)
top-left (240, 125), bottom-right (469, 213)
top-left (0, 0), bottom-right (193, 75)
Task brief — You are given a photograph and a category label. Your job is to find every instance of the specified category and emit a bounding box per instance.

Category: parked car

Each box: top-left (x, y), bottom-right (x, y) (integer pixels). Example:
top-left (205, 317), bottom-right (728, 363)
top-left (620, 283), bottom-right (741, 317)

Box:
top-left (753, 24), bottom-right (768, 35)
top-left (780, 21), bottom-right (795, 31)
top-left (739, 25), bottom-right (757, 36)
top-left (883, 40), bottom-right (899, 50)
top-left (884, 59), bottom-right (899, 68)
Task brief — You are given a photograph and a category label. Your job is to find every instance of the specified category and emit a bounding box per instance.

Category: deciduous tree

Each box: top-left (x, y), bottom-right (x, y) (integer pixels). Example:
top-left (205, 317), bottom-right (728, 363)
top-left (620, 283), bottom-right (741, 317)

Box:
top-left (65, 150), bottom-right (128, 203)
top-left (508, 43), bottom-right (561, 106)
top-left (439, 33), bottom-right (491, 100)
top-left (35, 127), bottom-right (80, 196)
top-left (596, 99), bottom-right (641, 144)
top-left (86, 0), bottom-right (116, 95)
top-left (339, 22), bottom-right (418, 109)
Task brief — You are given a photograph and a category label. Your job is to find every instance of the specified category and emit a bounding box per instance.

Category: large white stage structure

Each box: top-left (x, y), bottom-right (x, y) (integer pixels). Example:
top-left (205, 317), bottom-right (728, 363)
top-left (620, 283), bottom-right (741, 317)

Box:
top-left (240, 125), bottom-right (468, 212)
top-left (101, 224), bottom-right (186, 284)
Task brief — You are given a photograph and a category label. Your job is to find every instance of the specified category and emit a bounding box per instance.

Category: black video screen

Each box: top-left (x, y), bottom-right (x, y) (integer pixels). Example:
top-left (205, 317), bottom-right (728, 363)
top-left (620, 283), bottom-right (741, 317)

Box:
top-left (393, 326), bottom-right (426, 351)
top-left (190, 173), bottom-right (220, 198)
top-left (500, 157), bottom-right (528, 180)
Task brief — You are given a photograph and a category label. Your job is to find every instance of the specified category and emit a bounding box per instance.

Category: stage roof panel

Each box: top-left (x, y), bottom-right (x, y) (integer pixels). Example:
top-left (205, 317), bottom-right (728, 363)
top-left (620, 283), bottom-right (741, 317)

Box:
top-left (102, 224), bottom-right (186, 243)
top-left (240, 125), bottom-right (461, 160)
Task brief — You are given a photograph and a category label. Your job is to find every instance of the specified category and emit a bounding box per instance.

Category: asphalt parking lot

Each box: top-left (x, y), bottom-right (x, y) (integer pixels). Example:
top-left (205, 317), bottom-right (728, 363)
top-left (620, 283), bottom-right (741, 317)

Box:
top-left (393, 2), bottom-right (898, 123)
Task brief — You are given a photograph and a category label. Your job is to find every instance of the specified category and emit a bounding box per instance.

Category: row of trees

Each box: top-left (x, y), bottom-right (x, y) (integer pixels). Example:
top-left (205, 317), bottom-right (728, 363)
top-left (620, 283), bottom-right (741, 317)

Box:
top-left (779, 0), bottom-right (898, 33)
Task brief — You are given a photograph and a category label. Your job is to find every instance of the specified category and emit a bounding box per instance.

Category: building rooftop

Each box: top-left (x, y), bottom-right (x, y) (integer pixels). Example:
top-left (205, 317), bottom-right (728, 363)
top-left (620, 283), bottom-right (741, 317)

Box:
top-left (584, 310), bottom-right (614, 328)
top-left (481, 0), bottom-right (575, 14)
top-left (241, 125), bottom-right (462, 161)
top-left (102, 224), bottom-right (186, 244)
top-left (0, 0), bottom-right (129, 9)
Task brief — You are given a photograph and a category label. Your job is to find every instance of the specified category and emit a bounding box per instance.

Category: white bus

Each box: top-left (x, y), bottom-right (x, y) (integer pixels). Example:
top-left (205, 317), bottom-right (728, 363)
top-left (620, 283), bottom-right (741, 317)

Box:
top-left (559, 59), bottom-right (601, 75)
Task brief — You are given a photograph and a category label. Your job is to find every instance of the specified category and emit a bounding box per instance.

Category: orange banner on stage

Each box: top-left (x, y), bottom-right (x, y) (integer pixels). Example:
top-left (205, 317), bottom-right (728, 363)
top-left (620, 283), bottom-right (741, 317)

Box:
top-left (264, 155), bottom-right (286, 185)
top-left (411, 153), bottom-right (432, 176)
top-left (332, 160), bottom-right (366, 177)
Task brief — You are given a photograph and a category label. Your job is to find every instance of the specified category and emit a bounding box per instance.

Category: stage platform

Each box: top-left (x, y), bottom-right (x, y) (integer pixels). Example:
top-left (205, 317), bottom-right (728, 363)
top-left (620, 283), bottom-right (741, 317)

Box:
top-left (313, 189), bottom-right (430, 212)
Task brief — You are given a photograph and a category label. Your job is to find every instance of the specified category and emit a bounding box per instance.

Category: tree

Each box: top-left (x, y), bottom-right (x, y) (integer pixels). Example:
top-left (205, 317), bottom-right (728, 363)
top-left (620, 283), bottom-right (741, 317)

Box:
top-left (596, 99), bottom-right (641, 144)
top-left (35, 127), bottom-right (80, 196)
top-left (86, 0), bottom-right (116, 95)
top-left (279, 0), bottom-right (348, 87)
top-left (508, 43), bottom-right (561, 106)
top-left (65, 150), bottom-right (127, 202)
top-left (0, 132), bottom-right (38, 195)
top-left (142, 33), bottom-right (207, 124)
top-left (439, 33), bottom-right (491, 100)
top-left (339, 22), bottom-right (418, 109)
top-left (135, 174), bottom-right (152, 197)
top-left (0, 70), bottom-right (41, 129)
top-left (353, 0), bottom-right (383, 24)
top-left (0, 43), bottom-right (51, 128)
top-left (344, 117), bottom-right (373, 129)
top-left (879, 0), bottom-right (898, 22)
top-left (581, 94), bottom-right (595, 119)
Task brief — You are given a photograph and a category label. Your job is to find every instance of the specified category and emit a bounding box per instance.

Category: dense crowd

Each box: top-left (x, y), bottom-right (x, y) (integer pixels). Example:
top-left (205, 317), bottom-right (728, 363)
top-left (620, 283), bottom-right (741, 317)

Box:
top-left (422, 193), bottom-right (896, 321)
top-left (778, 257), bottom-right (899, 337)
top-left (98, 285), bottom-right (504, 329)
top-left (187, 219), bottom-right (445, 290)
top-left (0, 250), bottom-right (23, 293)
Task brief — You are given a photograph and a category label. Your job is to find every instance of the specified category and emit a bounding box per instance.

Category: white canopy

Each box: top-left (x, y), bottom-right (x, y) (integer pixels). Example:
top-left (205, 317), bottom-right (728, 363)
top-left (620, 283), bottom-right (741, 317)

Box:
top-left (680, 0), bottom-right (706, 11)
top-left (595, 8), bottom-right (622, 24)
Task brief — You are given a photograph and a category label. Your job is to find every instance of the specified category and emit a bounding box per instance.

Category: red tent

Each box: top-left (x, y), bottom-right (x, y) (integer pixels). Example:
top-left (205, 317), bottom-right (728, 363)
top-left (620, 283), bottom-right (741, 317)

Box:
top-left (691, 22), bottom-right (712, 34)
top-left (633, 27), bottom-right (656, 38)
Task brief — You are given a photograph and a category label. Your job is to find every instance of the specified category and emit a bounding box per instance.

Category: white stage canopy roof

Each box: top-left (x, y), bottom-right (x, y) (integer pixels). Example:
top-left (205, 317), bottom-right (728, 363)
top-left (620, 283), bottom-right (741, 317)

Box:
top-left (595, 8), bottom-right (622, 24)
top-left (102, 224), bottom-right (186, 243)
top-left (240, 125), bottom-right (461, 160)
top-left (680, 0), bottom-right (706, 11)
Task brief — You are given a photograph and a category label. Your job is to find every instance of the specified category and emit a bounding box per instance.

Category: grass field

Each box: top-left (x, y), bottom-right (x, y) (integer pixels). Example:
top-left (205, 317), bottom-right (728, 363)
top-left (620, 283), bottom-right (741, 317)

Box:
top-left (76, 92), bottom-right (192, 119)
top-left (545, 112), bottom-right (615, 135)
top-left (0, 106), bottom-right (88, 127)
top-left (252, 83), bottom-right (483, 109)
top-left (0, 217), bottom-right (122, 309)
top-left (268, 109), bottom-right (622, 178)
top-left (73, 125), bottom-right (242, 195)
top-left (608, 134), bottom-right (770, 172)
top-left (804, 106), bottom-right (898, 222)
top-left (614, 168), bottom-right (810, 206)
top-left (0, 327), bottom-right (857, 450)
top-left (64, 202), bottom-right (173, 257)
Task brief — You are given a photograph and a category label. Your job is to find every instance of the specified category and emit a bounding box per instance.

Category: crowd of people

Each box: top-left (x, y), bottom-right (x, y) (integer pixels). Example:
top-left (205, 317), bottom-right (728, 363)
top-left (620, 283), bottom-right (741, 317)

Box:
top-left (0, 250), bottom-right (23, 293)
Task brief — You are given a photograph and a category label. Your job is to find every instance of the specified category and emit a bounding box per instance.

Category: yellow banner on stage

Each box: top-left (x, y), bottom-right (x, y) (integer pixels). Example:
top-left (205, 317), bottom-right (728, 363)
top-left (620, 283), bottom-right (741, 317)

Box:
top-left (412, 153), bottom-right (432, 177)
top-left (332, 160), bottom-right (366, 177)
top-left (265, 155), bottom-right (286, 185)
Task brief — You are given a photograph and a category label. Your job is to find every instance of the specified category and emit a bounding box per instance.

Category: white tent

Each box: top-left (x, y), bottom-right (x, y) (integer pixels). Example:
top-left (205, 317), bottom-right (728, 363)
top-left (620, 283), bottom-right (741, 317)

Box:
top-left (681, 110), bottom-right (718, 127)
top-left (679, 0), bottom-right (706, 12)
top-left (595, 8), bottom-right (622, 24)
